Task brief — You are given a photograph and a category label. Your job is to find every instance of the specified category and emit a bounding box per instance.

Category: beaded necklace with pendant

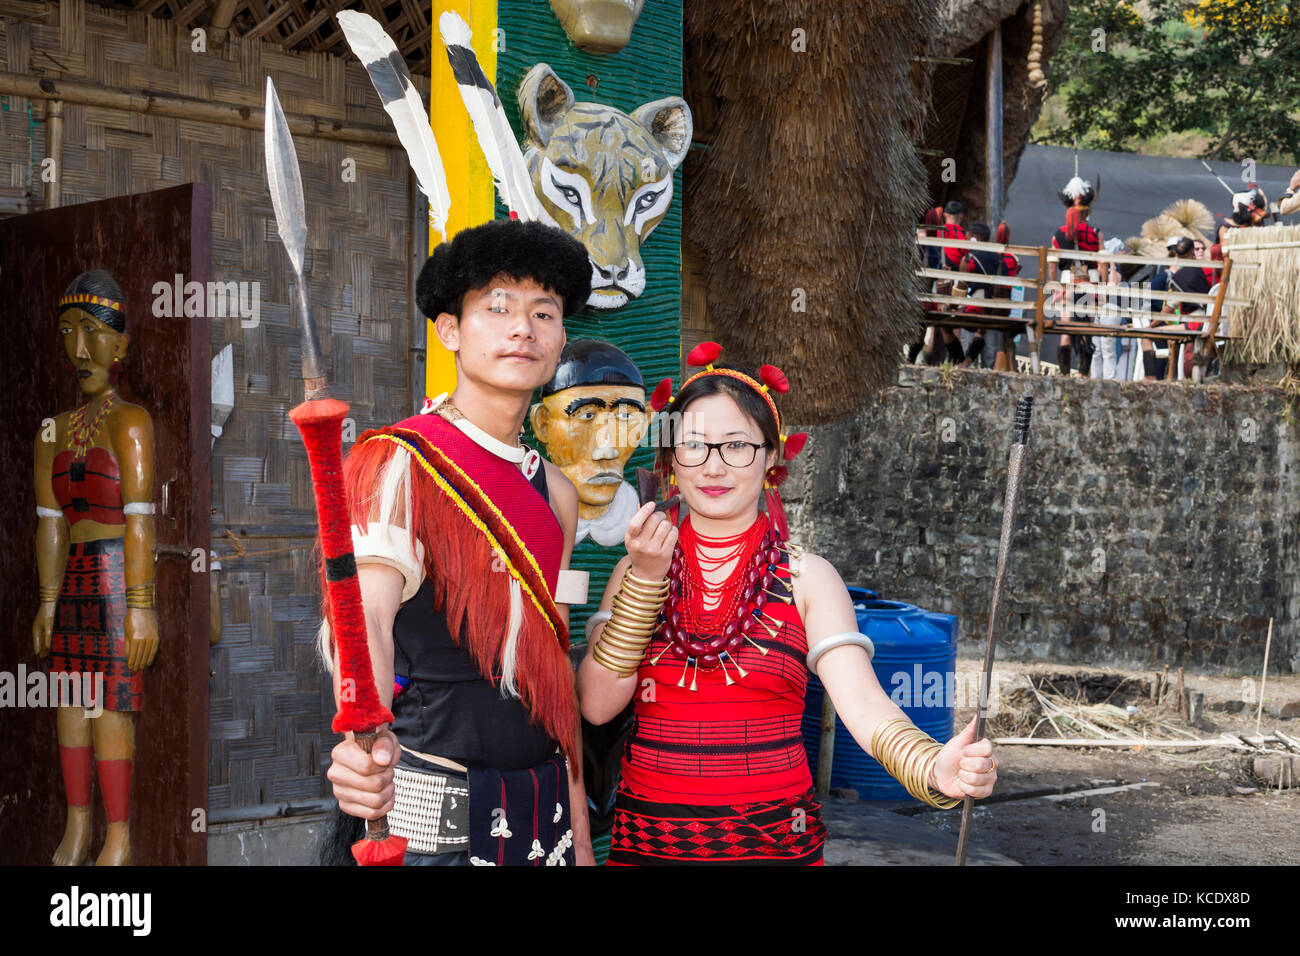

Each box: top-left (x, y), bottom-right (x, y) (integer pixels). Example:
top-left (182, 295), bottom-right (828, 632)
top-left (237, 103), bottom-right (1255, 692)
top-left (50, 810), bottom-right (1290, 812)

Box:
top-left (652, 513), bottom-right (793, 690)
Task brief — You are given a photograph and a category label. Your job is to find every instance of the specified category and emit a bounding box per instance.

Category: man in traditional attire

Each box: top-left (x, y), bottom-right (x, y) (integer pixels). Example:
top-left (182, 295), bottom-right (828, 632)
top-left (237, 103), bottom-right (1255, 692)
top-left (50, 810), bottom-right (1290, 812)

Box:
top-left (322, 219), bottom-right (596, 865)
top-left (1049, 177), bottom-right (1106, 376)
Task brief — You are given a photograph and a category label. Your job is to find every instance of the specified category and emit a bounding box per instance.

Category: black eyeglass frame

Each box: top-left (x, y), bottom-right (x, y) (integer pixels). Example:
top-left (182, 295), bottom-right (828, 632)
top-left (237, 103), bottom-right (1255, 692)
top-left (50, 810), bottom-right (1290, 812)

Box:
top-left (671, 440), bottom-right (770, 468)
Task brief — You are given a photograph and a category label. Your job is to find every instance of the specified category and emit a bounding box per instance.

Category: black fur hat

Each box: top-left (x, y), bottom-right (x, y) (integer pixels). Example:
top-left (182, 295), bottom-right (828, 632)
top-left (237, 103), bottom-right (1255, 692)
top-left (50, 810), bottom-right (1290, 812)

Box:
top-left (416, 218), bottom-right (592, 320)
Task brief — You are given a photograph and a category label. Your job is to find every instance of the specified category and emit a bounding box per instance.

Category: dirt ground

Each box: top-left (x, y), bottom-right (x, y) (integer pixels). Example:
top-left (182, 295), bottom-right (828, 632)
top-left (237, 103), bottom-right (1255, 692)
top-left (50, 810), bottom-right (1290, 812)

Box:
top-left (908, 659), bottom-right (1300, 865)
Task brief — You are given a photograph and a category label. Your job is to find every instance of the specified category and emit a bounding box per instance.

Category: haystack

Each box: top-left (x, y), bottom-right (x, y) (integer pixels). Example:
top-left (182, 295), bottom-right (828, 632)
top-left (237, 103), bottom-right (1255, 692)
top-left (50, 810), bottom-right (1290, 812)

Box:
top-left (1221, 223), bottom-right (1300, 367)
top-left (683, 0), bottom-right (928, 424)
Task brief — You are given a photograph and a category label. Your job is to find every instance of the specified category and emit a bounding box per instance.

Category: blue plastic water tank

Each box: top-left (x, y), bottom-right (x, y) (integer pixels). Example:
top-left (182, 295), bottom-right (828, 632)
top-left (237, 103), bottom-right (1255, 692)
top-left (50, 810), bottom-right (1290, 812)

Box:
top-left (801, 587), bottom-right (957, 800)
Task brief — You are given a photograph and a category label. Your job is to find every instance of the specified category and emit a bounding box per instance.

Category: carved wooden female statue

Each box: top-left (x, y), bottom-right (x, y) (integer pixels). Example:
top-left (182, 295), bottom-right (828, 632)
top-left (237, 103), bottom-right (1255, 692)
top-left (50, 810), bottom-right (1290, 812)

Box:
top-left (32, 269), bottom-right (158, 866)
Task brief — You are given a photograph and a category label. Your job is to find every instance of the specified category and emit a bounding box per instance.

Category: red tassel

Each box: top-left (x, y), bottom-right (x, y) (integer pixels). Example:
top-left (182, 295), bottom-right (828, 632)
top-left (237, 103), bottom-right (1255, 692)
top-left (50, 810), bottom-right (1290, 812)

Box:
top-left (783, 432), bottom-right (808, 460)
top-left (767, 465), bottom-right (789, 487)
top-left (650, 377), bottom-right (674, 412)
top-left (759, 364), bottom-right (789, 394)
top-left (765, 487), bottom-right (789, 541)
top-left (352, 832), bottom-right (409, 866)
top-left (686, 341), bottom-right (722, 367)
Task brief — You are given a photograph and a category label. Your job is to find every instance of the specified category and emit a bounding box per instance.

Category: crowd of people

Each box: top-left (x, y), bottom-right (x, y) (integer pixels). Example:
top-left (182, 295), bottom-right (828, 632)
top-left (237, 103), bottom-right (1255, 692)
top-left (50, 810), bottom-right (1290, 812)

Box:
top-left (912, 167), bottom-right (1300, 380)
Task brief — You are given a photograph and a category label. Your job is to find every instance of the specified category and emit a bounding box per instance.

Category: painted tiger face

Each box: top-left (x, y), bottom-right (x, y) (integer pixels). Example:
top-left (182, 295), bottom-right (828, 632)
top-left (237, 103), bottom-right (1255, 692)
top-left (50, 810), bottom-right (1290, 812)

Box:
top-left (518, 64), bottom-right (692, 311)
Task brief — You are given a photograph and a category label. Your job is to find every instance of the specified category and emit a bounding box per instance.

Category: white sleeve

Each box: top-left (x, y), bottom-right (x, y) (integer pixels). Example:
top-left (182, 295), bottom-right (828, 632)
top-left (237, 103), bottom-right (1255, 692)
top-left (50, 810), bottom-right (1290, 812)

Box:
top-left (352, 522), bottom-right (425, 603)
top-left (349, 445), bottom-right (424, 603)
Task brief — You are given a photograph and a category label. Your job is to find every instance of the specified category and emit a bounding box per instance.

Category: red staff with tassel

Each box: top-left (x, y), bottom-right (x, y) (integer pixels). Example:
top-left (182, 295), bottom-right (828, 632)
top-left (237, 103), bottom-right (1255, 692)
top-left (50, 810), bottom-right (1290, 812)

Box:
top-left (264, 77), bottom-right (406, 865)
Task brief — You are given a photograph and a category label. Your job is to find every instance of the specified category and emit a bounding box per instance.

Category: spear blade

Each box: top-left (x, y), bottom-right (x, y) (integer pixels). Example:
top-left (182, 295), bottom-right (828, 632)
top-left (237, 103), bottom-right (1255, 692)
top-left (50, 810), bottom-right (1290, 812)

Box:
top-left (263, 77), bottom-right (324, 393)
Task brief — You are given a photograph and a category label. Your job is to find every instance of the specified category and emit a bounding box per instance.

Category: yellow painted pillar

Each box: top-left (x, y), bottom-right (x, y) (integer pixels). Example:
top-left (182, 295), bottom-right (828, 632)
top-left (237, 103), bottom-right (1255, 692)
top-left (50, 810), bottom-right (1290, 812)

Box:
top-left (426, 0), bottom-right (501, 400)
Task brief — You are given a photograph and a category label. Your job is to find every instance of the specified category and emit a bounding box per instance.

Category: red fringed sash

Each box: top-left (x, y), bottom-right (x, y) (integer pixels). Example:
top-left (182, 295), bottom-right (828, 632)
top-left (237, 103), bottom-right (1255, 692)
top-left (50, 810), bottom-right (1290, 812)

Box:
top-left (341, 413), bottom-right (579, 765)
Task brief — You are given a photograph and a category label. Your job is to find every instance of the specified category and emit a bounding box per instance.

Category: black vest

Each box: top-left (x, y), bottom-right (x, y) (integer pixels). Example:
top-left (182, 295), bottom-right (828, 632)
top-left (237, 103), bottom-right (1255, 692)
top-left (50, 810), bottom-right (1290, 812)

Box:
top-left (389, 463), bottom-right (557, 770)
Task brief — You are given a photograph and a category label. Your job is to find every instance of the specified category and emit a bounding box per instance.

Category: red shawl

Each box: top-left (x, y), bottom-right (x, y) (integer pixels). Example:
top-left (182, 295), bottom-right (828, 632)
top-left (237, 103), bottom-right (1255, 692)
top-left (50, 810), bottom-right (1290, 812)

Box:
top-left (341, 412), bottom-right (578, 765)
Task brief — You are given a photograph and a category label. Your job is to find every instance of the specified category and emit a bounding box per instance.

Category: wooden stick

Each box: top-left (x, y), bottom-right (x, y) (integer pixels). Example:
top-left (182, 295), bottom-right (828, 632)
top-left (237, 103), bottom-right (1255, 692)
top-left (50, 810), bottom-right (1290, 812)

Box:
top-left (992, 736), bottom-right (1256, 749)
top-left (1177, 667), bottom-right (1186, 720)
top-left (0, 70), bottom-right (402, 147)
top-left (955, 396), bottom-right (1033, 866)
top-left (1256, 618), bottom-right (1274, 736)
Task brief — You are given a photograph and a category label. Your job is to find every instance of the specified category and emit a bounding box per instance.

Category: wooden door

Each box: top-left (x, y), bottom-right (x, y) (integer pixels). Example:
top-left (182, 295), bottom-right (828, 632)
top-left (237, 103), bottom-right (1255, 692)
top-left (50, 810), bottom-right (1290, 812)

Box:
top-left (0, 183), bottom-right (211, 865)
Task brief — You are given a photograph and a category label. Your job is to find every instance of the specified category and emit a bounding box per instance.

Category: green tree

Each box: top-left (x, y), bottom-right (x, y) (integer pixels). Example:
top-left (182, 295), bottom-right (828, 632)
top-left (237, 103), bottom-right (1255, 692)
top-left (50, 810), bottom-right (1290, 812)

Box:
top-left (1038, 0), bottom-right (1300, 164)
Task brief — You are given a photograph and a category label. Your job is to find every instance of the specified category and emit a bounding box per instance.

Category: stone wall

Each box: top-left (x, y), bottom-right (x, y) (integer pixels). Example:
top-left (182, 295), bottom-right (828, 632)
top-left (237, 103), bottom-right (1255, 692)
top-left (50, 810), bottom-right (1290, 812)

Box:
top-left (785, 368), bottom-right (1300, 675)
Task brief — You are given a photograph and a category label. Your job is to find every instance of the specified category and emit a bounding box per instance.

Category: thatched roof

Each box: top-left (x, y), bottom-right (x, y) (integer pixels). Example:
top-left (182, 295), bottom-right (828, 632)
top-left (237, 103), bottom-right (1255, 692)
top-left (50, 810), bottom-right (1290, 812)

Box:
top-left (683, 0), bottom-right (929, 424)
top-left (921, 0), bottom-right (1068, 218)
top-left (89, 1), bottom-right (434, 70)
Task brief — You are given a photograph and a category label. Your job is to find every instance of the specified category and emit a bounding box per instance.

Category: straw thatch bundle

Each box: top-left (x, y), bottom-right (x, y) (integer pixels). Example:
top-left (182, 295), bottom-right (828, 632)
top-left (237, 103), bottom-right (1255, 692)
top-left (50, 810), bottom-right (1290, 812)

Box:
top-left (684, 1), bottom-right (928, 424)
top-left (1221, 224), bottom-right (1300, 367)
top-left (1128, 200), bottom-right (1215, 258)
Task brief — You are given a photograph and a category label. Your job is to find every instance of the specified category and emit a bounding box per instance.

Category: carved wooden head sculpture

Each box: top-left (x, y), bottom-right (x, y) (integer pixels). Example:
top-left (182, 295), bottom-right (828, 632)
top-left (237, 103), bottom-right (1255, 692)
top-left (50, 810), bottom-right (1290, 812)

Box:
top-left (518, 64), bottom-right (692, 311)
top-left (549, 0), bottom-right (646, 54)
top-left (530, 338), bottom-right (648, 523)
top-left (58, 270), bottom-right (130, 396)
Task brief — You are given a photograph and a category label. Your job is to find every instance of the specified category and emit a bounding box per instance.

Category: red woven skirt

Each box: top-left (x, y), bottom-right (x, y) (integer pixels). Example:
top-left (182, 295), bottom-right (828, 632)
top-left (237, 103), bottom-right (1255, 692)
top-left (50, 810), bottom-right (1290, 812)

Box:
top-left (49, 538), bottom-right (141, 712)
top-left (607, 787), bottom-right (826, 866)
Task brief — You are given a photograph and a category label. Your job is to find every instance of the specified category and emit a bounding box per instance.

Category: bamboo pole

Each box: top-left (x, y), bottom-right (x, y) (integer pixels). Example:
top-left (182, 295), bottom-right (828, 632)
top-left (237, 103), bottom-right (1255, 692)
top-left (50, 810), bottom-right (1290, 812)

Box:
top-left (816, 691), bottom-right (836, 796)
top-left (1255, 618), bottom-right (1273, 736)
top-left (0, 71), bottom-right (401, 147)
top-left (44, 99), bottom-right (63, 210)
top-left (1030, 247), bottom-right (1047, 375)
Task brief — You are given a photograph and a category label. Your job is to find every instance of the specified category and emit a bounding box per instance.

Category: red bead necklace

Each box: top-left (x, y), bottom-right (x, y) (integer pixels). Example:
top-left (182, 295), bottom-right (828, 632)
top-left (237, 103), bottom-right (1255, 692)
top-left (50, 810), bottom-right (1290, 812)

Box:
top-left (653, 513), bottom-right (790, 689)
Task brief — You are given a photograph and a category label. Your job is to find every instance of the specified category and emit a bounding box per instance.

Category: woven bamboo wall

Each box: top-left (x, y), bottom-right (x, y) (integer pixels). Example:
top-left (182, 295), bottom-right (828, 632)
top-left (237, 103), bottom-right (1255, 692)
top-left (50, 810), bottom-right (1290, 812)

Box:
top-left (0, 0), bottom-right (416, 811)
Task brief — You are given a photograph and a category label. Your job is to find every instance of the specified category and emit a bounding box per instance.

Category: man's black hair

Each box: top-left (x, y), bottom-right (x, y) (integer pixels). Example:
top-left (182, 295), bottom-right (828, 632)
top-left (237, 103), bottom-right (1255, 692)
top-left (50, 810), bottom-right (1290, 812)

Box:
top-left (416, 218), bottom-right (592, 320)
top-left (1174, 237), bottom-right (1195, 258)
top-left (969, 221), bottom-right (991, 242)
top-left (944, 200), bottom-right (964, 215)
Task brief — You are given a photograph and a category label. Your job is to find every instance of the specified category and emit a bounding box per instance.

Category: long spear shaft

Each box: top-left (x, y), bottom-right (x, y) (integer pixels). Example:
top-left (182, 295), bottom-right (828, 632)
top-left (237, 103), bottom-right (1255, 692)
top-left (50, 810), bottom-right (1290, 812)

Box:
top-left (955, 395), bottom-right (1033, 866)
top-left (264, 77), bottom-right (404, 865)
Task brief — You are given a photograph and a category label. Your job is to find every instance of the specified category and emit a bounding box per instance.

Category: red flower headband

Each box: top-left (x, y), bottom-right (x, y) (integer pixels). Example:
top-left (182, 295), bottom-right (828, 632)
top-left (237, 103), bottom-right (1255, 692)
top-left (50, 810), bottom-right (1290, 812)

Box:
top-left (650, 342), bottom-right (809, 465)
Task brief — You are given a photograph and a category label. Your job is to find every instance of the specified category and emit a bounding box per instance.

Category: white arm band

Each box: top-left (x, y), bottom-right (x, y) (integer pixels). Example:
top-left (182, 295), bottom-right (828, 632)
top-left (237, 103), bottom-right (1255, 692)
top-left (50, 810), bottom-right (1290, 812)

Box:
top-left (123, 502), bottom-right (155, 515)
top-left (806, 631), bottom-right (875, 674)
top-left (36, 506), bottom-right (63, 519)
top-left (351, 521), bottom-right (426, 603)
top-left (584, 610), bottom-right (613, 643)
top-left (555, 568), bottom-right (589, 606)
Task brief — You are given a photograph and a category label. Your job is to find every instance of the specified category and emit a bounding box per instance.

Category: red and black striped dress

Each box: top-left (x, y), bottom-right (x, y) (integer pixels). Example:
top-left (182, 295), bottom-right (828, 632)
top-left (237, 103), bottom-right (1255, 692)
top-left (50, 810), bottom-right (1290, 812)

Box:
top-left (48, 445), bottom-right (141, 712)
top-left (607, 543), bottom-right (826, 865)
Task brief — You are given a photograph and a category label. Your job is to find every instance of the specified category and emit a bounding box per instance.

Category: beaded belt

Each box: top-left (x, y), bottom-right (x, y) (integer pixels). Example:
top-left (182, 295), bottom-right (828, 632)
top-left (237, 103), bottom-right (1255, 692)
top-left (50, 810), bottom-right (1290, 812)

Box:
top-left (389, 763), bottom-right (470, 855)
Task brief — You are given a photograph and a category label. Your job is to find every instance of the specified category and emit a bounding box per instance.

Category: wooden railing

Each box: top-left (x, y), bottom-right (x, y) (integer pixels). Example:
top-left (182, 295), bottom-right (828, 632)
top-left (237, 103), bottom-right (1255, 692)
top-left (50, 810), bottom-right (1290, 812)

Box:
top-left (914, 236), bottom-right (1253, 382)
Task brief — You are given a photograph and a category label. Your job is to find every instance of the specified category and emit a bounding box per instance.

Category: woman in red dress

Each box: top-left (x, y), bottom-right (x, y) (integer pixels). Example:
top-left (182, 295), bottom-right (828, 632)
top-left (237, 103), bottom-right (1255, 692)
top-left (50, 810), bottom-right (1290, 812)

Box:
top-left (577, 344), bottom-right (998, 865)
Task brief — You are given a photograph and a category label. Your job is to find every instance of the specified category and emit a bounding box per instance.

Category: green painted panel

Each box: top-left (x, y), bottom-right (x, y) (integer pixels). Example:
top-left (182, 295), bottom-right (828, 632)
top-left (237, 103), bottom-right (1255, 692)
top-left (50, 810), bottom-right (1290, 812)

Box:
top-left (496, 1), bottom-right (684, 645)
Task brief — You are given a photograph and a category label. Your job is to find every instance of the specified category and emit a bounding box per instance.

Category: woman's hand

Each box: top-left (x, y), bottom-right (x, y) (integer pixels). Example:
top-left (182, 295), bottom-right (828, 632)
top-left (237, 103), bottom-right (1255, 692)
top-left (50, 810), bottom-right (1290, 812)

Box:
top-left (931, 716), bottom-right (997, 800)
top-left (624, 500), bottom-right (677, 581)
top-left (125, 607), bottom-right (160, 671)
top-left (33, 603), bottom-right (54, 658)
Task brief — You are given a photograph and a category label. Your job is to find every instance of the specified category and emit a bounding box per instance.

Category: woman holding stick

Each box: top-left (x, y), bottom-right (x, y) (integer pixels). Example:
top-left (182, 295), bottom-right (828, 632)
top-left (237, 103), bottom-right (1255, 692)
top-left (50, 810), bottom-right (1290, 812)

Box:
top-left (577, 344), bottom-right (997, 865)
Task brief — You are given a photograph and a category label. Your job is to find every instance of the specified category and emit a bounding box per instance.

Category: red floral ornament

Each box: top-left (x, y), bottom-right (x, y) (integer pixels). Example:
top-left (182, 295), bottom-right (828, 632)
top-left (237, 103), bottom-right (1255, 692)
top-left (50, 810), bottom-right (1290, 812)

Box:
top-left (759, 364), bottom-right (789, 394)
top-left (686, 341), bottom-right (722, 368)
top-left (782, 432), bottom-right (808, 461)
top-left (650, 377), bottom-right (674, 412)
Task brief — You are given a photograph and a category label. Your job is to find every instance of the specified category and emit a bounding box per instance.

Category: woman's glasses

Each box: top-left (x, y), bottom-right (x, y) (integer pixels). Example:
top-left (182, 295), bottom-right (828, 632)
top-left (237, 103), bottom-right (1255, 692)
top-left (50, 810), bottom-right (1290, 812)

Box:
top-left (672, 440), bottom-right (768, 468)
